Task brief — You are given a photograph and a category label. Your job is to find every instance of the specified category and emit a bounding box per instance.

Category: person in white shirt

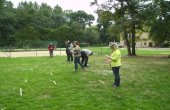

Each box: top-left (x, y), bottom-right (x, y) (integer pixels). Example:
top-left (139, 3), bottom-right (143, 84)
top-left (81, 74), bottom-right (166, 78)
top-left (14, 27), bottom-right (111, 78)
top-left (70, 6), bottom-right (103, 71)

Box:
top-left (80, 49), bottom-right (93, 67)
top-left (68, 41), bottom-right (73, 61)
top-left (65, 40), bottom-right (73, 61)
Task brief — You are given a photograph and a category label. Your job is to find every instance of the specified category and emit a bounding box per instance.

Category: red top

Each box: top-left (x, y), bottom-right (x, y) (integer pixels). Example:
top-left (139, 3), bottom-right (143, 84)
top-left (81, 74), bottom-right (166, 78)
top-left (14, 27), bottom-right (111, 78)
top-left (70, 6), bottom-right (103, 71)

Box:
top-left (48, 44), bottom-right (54, 50)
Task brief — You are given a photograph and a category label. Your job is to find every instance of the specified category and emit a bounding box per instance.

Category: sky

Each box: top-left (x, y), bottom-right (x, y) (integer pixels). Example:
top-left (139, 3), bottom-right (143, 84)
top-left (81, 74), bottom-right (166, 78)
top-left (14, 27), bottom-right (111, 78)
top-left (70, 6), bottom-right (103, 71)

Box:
top-left (8, 0), bottom-right (103, 24)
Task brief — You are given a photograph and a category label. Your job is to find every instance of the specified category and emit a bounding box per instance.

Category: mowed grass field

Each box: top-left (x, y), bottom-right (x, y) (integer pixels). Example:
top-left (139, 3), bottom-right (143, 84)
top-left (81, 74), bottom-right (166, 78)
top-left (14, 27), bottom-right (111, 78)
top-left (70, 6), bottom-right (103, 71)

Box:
top-left (0, 48), bottom-right (170, 110)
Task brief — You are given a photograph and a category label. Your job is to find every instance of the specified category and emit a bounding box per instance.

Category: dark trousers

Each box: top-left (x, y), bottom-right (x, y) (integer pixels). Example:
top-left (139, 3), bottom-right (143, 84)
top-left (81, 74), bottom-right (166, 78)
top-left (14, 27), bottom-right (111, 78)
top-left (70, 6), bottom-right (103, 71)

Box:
top-left (66, 50), bottom-right (73, 61)
top-left (112, 66), bottom-right (120, 86)
top-left (66, 51), bottom-right (69, 61)
top-left (66, 51), bottom-right (73, 61)
top-left (69, 52), bottom-right (73, 61)
top-left (49, 50), bottom-right (53, 58)
top-left (81, 51), bottom-right (88, 67)
top-left (74, 57), bottom-right (84, 70)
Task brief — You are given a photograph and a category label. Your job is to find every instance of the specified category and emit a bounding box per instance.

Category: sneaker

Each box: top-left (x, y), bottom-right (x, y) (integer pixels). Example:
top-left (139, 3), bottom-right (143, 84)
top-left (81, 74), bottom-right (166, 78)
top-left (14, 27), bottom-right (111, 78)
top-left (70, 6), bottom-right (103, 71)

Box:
top-left (112, 84), bottom-right (119, 87)
top-left (112, 84), bottom-right (116, 87)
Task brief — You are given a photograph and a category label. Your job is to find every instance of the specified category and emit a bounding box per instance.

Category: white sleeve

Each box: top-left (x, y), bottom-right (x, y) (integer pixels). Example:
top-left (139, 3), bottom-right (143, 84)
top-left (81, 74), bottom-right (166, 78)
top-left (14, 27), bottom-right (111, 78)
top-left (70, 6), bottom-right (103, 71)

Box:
top-left (86, 50), bottom-right (92, 56)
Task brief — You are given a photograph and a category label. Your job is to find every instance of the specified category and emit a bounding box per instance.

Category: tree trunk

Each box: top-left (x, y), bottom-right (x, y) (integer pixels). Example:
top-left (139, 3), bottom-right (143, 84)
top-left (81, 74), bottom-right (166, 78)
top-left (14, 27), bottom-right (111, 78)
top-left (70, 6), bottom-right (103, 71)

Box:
top-left (124, 31), bottom-right (131, 55)
top-left (121, 1), bottom-right (131, 55)
top-left (126, 0), bottom-right (136, 56)
top-left (131, 24), bottom-right (136, 55)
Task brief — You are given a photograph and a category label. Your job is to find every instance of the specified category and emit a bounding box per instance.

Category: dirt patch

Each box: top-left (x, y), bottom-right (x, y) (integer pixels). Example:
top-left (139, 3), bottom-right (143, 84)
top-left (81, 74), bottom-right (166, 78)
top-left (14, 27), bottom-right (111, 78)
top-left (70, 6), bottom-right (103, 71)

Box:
top-left (0, 51), bottom-right (66, 58)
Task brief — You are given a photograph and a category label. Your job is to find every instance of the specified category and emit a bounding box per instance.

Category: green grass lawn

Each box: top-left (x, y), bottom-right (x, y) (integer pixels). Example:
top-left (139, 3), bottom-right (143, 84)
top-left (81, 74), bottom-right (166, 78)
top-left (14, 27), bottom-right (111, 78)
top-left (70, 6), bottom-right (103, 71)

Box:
top-left (85, 47), bottom-right (170, 56)
top-left (0, 49), bottom-right (170, 110)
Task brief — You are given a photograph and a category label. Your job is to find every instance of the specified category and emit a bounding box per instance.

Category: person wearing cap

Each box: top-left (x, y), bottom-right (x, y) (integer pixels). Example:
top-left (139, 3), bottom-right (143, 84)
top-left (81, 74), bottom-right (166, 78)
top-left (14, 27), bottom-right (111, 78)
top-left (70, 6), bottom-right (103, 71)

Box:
top-left (80, 49), bottom-right (93, 67)
top-left (73, 41), bottom-right (84, 71)
top-left (48, 43), bottom-right (55, 58)
top-left (105, 43), bottom-right (121, 87)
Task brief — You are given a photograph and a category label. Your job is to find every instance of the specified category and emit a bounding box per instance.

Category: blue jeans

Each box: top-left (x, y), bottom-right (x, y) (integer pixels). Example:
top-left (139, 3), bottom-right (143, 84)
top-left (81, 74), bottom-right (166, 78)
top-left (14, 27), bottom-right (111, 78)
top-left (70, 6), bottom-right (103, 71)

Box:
top-left (112, 66), bottom-right (120, 86)
top-left (74, 57), bottom-right (84, 70)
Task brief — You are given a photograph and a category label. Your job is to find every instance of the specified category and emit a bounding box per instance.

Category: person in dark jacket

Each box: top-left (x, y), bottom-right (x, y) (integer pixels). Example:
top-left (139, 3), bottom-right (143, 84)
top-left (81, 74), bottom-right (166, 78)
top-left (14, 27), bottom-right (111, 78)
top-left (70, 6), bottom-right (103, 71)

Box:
top-left (65, 40), bottom-right (71, 61)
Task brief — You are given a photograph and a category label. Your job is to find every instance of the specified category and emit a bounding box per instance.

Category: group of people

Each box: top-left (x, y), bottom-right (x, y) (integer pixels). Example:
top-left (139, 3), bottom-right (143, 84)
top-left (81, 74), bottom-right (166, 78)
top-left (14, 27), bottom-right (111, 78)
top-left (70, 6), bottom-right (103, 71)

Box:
top-left (48, 41), bottom-right (121, 87)
top-left (65, 40), bottom-right (93, 71)
top-left (65, 41), bottom-right (121, 87)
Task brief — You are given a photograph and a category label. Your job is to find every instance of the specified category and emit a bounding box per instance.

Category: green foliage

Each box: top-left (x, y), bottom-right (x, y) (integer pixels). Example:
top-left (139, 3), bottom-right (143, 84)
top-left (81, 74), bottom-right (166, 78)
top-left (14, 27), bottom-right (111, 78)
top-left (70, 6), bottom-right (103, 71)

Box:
top-left (0, 0), bottom-right (5, 11)
top-left (141, 0), bottom-right (170, 43)
top-left (150, 19), bottom-right (170, 43)
top-left (97, 10), bottom-right (114, 42)
top-left (0, 1), bottom-right (97, 48)
top-left (16, 26), bottom-right (39, 40)
top-left (69, 10), bottom-right (95, 29)
top-left (0, 1), bottom-right (16, 46)
top-left (51, 5), bottom-right (66, 28)
top-left (83, 26), bottom-right (100, 44)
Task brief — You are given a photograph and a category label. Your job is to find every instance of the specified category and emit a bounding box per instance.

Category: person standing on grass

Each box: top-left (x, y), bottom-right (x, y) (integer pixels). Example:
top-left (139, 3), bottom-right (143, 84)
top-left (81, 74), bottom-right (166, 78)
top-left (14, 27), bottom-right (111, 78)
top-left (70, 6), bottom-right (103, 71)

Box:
top-left (105, 43), bottom-right (121, 87)
top-left (80, 49), bottom-right (93, 67)
top-left (68, 41), bottom-right (74, 61)
top-left (73, 41), bottom-right (84, 71)
top-left (65, 40), bottom-right (71, 61)
top-left (48, 43), bottom-right (55, 58)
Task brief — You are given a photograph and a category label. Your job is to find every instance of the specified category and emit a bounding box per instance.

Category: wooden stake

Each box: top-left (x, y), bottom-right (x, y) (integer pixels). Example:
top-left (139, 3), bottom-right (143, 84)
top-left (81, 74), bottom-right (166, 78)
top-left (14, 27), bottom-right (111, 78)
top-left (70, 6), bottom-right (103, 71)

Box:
top-left (53, 81), bottom-right (56, 85)
top-left (20, 88), bottom-right (22, 96)
top-left (99, 80), bottom-right (105, 84)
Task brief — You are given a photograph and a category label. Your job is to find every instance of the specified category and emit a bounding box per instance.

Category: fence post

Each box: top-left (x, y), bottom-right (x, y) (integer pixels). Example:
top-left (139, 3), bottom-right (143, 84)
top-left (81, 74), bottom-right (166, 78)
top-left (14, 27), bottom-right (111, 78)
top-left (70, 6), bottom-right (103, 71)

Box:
top-left (35, 48), bottom-right (37, 57)
top-left (9, 46), bottom-right (11, 58)
top-left (60, 48), bottom-right (61, 56)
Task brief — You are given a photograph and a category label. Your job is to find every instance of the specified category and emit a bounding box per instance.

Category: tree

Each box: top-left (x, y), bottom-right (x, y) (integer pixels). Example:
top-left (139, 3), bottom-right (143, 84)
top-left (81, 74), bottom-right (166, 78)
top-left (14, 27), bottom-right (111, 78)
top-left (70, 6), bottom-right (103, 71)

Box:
top-left (0, 0), bottom-right (96, 48)
top-left (92, 0), bottom-right (146, 55)
top-left (142, 0), bottom-right (170, 45)
top-left (51, 5), bottom-right (66, 28)
top-left (0, 0), bottom-right (16, 46)
top-left (70, 21), bottom-right (84, 41)
top-left (0, 0), bottom-right (5, 12)
top-left (82, 26), bottom-right (100, 44)
top-left (142, 0), bottom-right (170, 57)
top-left (68, 10), bottom-right (95, 29)
top-left (97, 10), bottom-right (114, 43)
